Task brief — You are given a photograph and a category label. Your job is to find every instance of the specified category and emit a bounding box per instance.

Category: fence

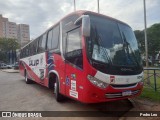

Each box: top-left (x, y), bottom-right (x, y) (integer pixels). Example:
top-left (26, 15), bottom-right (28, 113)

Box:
top-left (143, 68), bottom-right (160, 91)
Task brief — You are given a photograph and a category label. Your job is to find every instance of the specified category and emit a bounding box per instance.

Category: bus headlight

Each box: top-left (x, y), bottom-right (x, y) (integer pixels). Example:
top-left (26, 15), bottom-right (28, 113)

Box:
top-left (87, 75), bottom-right (108, 89)
top-left (139, 79), bottom-right (144, 86)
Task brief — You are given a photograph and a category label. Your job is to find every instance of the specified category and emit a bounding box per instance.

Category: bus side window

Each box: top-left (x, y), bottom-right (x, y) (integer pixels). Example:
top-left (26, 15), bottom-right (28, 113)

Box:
top-left (37, 36), bottom-right (42, 53)
top-left (41, 34), bottom-right (47, 51)
top-left (31, 40), bottom-right (38, 55)
top-left (52, 25), bottom-right (59, 49)
top-left (47, 29), bottom-right (53, 50)
top-left (37, 36), bottom-right (46, 53)
top-left (30, 43), bottom-right (34, 56)
top-left (28, 45), bottom-right (30, 56)
top-left (47, 25), bottom-right (59, 50)
top-left (65, 27), bottom-right (83, 69)
top-left (35, 39), bottom-right (39, 54)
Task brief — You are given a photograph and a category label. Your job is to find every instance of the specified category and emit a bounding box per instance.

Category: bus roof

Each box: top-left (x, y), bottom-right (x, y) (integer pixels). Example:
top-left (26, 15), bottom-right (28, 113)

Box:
top-left (21, 10), bottom-right (130, 49)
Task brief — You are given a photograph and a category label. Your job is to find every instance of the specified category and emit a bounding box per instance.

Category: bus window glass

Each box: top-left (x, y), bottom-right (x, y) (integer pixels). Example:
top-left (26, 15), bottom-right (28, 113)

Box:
top-left (66, 27), bottom-right (83, 69)
top-left (32, 40), bottom-right (38, 55)
top-left (28, 45), bottom-right (30, 56)
top-left (47, 30), bottom-right (53, 50)
top-left (41, 33), bottom-right (47, 51)
top-left (38, 36), bottom-right (43, 53)
top-left (67, 28), bottom-right (81, 52)
top-left (31, 42), bottom-right (34, 55)
top-left (26, 47), bottom-right (28, 57)
top-left (52, 25), bottom-right (59, 49)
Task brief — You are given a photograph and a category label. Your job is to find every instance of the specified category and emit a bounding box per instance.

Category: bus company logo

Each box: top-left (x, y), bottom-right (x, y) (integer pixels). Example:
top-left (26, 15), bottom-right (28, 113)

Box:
top-left (121, 68), bottom-right (133, 71)
top-left (137, 76), bottom-right (143, 79)
top-left (110, 76), bottom-right (115, 84)
top-left (29, 59), bottom-right (39, 66)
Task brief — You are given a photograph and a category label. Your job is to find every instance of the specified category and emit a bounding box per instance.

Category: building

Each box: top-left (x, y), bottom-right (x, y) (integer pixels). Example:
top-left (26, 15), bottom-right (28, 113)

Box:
top-left (0, 15), bottom-right (8, 38)
top-left (17, 24), bottom-right (30, 47)
top-left (0, 15), bottom-right (17, 39)
top-left (0, 14), bottom-right (30, 47)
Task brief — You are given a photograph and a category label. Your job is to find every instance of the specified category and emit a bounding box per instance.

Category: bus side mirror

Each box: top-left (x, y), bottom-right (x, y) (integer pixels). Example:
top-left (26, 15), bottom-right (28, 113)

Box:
top-left (74, 15), bottom-right (90, 37)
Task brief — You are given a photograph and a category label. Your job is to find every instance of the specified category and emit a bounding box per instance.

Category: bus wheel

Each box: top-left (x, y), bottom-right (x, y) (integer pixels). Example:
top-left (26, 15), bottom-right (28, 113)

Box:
top-left (54, 77), bottom-right (64, 102)
top-left (25, 70), bottom-right (32, 84)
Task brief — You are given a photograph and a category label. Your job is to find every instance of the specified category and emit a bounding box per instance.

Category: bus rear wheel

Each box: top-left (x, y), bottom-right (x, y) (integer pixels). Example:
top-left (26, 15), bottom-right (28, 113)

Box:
top-left (54, 77), bottom-right (64, 102)
top-left (25, 70), bottom-right (32, 84)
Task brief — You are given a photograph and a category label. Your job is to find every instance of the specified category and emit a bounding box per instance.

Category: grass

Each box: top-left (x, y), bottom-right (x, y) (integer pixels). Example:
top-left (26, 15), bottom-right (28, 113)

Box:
top-left (139, 69), bottom-right (160, 102)
top-left (140, 86), bottom-right (160, 102)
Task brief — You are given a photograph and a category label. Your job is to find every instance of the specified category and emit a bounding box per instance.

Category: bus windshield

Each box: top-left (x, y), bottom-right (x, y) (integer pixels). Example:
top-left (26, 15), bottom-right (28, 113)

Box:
top-left (87, 15), bottom-right (142, 67)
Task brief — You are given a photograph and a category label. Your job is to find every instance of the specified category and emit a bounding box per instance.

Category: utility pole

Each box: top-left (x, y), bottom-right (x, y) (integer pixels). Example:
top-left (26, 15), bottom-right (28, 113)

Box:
top-left (143, 0), bottom-right (150, 84)
top-left (97, 0), bottom-right (100, 13)
top-left (74, 0), bottom-right (76, 12)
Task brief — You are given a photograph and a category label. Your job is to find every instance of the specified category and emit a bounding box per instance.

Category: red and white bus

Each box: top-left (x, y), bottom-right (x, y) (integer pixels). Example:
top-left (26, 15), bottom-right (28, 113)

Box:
top-left (19, 11), bottom-right (143, 103)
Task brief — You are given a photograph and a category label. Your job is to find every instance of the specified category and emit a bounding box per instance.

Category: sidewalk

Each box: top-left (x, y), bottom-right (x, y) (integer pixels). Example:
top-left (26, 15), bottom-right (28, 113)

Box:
top-left (1, 69), bottom-right (19, 73)
top-left (120, 98), bottom-right (160, 120)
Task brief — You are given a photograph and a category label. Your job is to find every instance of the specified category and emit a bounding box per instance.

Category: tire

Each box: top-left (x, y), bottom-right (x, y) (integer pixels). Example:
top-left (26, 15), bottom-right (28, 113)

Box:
top-left (54, 77), bottom-right (64, 102)
top-left (25, 70), bottom-right (32, 84)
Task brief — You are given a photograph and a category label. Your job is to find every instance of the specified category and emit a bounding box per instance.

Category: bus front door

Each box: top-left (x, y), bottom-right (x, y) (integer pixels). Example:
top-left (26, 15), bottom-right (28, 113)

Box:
top-left (64, 27), bottom-right (84, 100)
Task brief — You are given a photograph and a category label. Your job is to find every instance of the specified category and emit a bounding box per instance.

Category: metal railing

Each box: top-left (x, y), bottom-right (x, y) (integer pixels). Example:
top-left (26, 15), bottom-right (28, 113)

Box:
top-left (143, 68), bottom-right (160, 91)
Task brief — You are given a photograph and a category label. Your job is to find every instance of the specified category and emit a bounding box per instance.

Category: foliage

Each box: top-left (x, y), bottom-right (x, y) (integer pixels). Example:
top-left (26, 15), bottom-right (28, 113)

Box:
top-left (140, 86), bottom-right (160, 102)
top-left (134, 23), bottom-right (160, 58)
top-left (0, 38), bottom-right (20, 63)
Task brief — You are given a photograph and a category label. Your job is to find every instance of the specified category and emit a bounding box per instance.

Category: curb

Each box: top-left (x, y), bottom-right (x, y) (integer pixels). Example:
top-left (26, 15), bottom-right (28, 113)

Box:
top-left (1, 69), bottom-right (19, 73)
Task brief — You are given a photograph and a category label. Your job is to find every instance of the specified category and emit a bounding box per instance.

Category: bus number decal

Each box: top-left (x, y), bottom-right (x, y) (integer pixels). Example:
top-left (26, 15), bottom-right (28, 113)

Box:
top-left (69, 80), bottom-right (78, 99)
top-left (71, 80), bottom-right (76, 91)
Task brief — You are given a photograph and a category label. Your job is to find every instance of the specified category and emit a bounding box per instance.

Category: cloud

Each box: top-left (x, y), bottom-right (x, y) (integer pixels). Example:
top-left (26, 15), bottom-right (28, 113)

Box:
top-left (0, 0), bottom-right (159, 39)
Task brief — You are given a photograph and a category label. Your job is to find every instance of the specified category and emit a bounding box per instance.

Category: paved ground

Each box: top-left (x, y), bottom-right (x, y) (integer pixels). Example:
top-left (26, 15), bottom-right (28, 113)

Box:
top-left (0, 70), bottom-right (159, 120)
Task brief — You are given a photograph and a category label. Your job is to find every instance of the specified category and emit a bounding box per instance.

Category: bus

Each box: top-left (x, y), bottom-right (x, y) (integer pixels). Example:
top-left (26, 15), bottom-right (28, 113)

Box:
top-left (19, 11), bottom-right (143, 103)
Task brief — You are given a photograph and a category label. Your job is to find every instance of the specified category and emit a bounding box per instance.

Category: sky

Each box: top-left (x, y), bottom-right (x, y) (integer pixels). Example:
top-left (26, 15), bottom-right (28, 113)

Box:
top-left (0, 0), bottom-right (160, 39)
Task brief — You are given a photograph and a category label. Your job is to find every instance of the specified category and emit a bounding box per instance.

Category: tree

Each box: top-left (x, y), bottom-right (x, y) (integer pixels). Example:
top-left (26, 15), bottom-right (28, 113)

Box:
top-left (134, 30), bottom-right (145, 53)
top-left (0, 38), bottom-right (20, 63)
top-left (134, 23), bottom-right (160, 59)
top-left (147, 23), bottom-right (160, 56)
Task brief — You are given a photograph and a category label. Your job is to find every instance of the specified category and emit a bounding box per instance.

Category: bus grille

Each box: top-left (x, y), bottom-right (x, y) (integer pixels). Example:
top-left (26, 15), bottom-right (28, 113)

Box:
top-left (110, 83), bottom-right (137, 89)
top-left (105, 90), bottom-right (140, 99)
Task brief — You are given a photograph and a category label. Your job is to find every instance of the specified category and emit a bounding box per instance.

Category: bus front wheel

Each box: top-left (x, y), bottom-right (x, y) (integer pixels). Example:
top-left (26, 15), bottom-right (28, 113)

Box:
top-left (54, 77), bottom-right (64, 102)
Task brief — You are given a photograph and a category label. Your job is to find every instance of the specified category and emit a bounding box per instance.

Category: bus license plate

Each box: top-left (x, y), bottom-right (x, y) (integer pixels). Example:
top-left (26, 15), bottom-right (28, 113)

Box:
top-left (122, 91), bottom-right (132, 96)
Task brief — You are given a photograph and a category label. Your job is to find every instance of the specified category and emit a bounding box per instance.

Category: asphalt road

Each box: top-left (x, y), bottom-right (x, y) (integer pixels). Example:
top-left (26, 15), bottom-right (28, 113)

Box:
top-left (0, 71), bottom-right (133, 120)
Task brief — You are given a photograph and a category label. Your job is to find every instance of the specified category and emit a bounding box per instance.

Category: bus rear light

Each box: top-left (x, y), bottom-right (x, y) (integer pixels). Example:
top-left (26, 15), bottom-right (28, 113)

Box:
top-left (87, 75), bottom-right (108, 89)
